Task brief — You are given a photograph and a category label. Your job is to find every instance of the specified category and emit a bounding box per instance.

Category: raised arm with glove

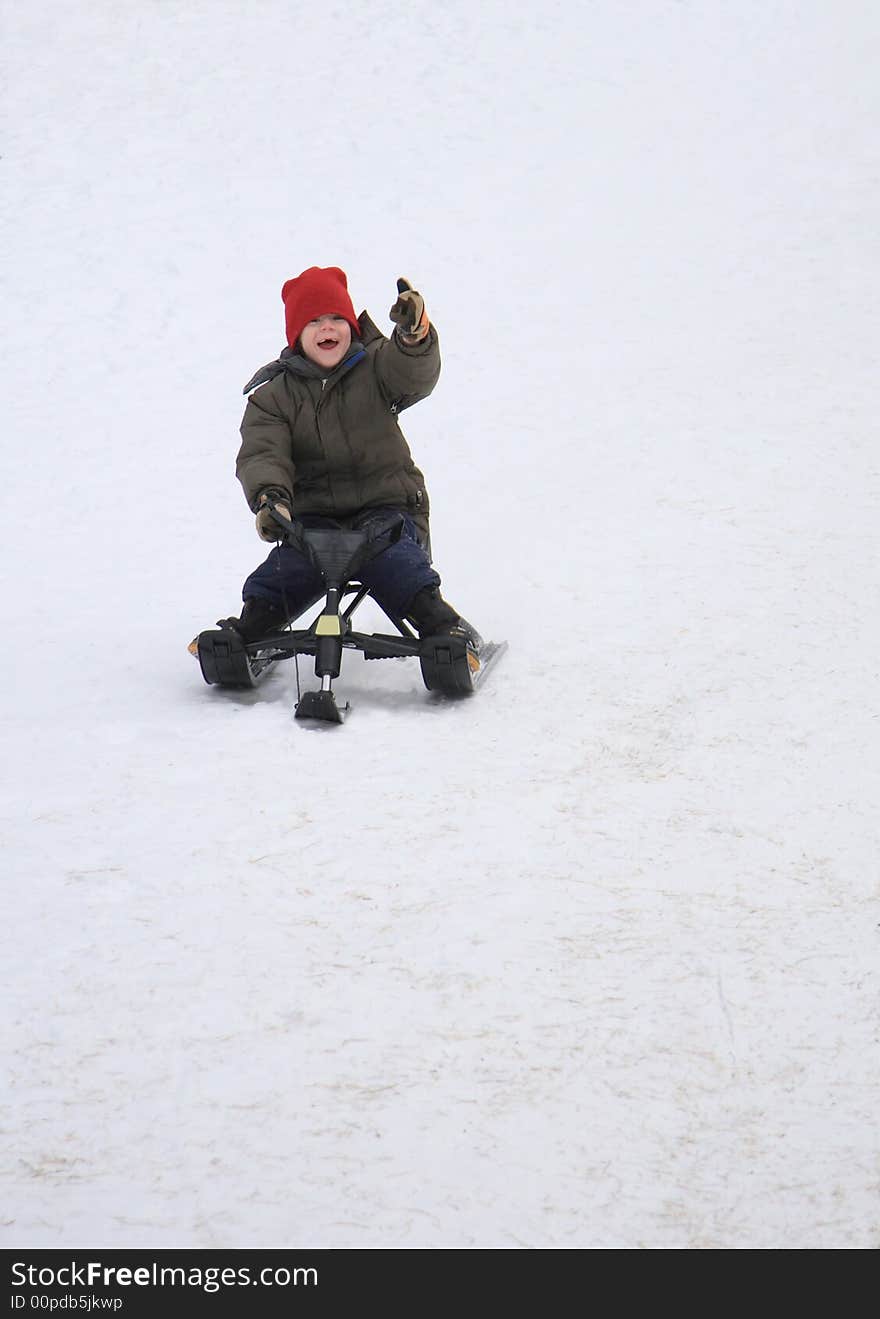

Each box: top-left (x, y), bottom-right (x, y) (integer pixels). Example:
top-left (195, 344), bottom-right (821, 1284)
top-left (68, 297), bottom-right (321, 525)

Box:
top-left (389, 277), bottom-right (430, 344)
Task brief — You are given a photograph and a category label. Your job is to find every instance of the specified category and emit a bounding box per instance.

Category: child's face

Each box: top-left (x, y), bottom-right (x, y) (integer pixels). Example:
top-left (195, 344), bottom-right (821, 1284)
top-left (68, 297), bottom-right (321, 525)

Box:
top-left (300, 315), bottom-right (352, 370)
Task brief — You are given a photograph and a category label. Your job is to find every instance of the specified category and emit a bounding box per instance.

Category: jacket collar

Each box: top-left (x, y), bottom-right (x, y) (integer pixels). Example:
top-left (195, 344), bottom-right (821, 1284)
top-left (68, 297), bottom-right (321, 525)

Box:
top-left (242, 311), bottom-right (382, 394)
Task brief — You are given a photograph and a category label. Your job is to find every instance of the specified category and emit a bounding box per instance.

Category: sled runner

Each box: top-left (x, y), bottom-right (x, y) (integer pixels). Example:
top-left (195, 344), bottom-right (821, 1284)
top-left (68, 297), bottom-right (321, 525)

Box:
top-left (191, 505), bottom-right (506, 723)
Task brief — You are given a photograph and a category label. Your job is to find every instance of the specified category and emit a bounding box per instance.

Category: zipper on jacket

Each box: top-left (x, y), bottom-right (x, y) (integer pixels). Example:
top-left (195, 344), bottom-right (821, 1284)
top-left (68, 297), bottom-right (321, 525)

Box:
top-left (313, 374), bottom-right (357, 478)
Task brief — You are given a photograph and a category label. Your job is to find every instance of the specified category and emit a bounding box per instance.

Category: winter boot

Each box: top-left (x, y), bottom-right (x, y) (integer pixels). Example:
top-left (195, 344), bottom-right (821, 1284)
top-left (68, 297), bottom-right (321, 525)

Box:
top-left (404, 586), bottom-right (461, 637)
top-left (220, 596), bottom-right (290, 643)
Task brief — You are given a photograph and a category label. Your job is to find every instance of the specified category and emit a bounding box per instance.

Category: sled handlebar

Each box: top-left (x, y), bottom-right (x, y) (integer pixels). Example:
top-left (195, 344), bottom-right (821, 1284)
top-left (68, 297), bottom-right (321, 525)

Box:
top-left (265, 501), bottom-right (406, 574)
top-left (266, 501), bottom-right (305, 549)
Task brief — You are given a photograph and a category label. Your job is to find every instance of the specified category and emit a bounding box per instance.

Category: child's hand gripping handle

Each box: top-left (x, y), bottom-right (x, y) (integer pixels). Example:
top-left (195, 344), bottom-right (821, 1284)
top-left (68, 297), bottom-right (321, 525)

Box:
top-left (255, 489), bottom-right (292, 542)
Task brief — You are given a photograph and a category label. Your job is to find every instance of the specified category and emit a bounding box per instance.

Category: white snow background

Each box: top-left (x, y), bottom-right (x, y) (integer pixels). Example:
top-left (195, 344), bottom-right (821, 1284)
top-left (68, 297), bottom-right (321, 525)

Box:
top-left (2, 0), bottom-right (878, 1249)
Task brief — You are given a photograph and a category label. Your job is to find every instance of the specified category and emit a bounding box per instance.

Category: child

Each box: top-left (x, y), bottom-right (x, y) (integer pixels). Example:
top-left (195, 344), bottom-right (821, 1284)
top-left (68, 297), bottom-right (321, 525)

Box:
top-left (219, 266), bottom-right (472, 643)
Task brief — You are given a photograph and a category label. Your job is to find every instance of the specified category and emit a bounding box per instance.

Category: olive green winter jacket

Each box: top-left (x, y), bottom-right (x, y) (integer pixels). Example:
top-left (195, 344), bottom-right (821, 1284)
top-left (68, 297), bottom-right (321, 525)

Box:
top-left (235, 312), bottom-right (440, 541)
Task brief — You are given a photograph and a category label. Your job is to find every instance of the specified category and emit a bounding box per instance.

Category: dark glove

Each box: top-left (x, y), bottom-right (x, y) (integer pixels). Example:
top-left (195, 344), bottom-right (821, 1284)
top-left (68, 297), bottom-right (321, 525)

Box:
top-left (255, 490), bottom-right (292, 542)
top-left (389, 277), bottom-right (430, 343)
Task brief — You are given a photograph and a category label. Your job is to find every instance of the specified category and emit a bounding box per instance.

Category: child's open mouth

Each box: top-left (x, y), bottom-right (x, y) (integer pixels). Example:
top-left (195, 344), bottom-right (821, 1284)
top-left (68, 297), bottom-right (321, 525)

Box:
top-left (318, 338), bottom-right (338, 351)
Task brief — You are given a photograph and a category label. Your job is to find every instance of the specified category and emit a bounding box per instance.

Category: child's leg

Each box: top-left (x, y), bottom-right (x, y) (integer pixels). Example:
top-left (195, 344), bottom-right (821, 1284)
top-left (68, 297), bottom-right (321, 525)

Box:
top-left (355, 512), bottom-right (458, 628)
top-left (241, 544), bottom-right (324, 621)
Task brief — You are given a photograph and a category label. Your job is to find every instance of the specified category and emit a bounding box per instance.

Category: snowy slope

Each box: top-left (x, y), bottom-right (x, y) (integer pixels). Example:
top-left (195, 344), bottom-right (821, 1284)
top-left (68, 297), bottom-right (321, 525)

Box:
top-left (2, 0), bottom-right (878, 1248)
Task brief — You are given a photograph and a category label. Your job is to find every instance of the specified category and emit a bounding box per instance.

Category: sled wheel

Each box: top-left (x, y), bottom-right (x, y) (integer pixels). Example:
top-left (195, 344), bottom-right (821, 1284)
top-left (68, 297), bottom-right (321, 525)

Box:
top-left (419, 633), bottom-right (479, 694)
top-left (196, 629), bottom-right (274, 688)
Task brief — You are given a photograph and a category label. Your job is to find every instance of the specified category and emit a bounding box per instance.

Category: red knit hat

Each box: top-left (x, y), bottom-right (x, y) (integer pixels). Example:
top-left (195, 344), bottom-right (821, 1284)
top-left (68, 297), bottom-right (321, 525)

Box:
top-left (281, 266), bottom-right (360, 348)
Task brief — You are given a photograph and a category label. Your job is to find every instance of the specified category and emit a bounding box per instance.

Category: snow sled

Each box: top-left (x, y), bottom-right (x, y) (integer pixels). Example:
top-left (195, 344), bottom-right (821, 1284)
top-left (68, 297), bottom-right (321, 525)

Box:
top-left (192, 506), bottom-right (506, 723)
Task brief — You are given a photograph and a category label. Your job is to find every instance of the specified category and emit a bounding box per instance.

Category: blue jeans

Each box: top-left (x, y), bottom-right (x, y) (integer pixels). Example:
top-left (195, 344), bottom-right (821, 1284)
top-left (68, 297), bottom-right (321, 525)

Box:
top-left (242, 509), bottom-right (441, 621)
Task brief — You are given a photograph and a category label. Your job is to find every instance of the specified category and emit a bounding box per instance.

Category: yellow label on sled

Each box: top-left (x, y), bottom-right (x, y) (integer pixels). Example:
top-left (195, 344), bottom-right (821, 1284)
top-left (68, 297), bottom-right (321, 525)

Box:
top-left (315, 615), bottom-right (342, 636)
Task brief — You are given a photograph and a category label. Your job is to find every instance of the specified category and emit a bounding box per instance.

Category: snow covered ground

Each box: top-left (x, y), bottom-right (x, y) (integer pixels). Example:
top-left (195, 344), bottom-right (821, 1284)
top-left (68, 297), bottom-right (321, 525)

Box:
top-left (2, 0), bottom-right (878, 1248)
